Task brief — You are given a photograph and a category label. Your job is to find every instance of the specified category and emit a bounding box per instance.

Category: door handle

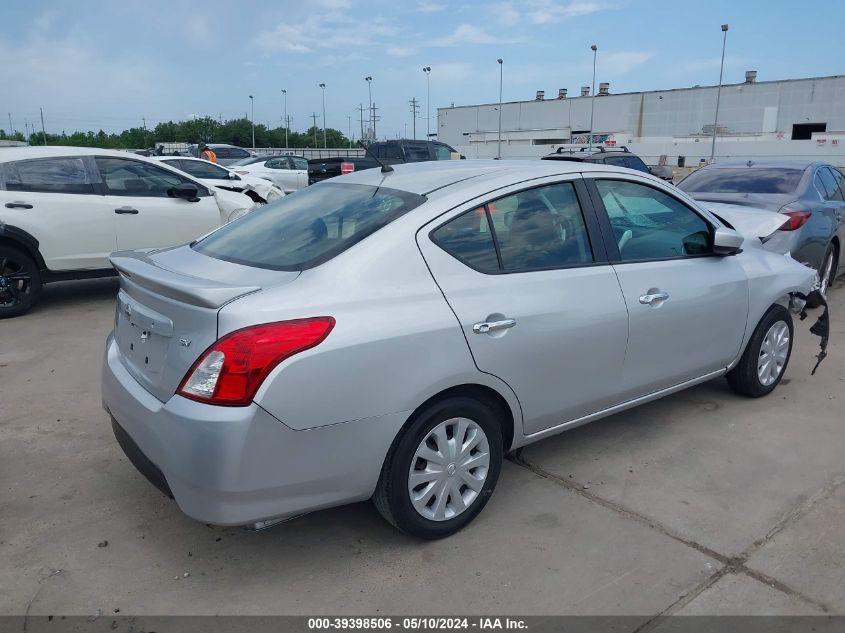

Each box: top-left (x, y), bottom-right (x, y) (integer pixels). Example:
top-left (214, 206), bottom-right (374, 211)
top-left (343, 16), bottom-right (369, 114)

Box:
top-left (639, 290), bottom-right (670, 305)
top-left (473, 318), bottom-right (516, 334)
top-left (5, 201), bottom-right (33, 209)
top-left (114, 207), bottom-right (139, 214)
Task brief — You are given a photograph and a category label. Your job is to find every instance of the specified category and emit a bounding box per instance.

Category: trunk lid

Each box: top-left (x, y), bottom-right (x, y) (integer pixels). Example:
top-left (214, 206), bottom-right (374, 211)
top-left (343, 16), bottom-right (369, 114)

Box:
top-left (704, 202), bottom-right (789, 240)
top-left (110, 246), bottom-right (300, 402)
top-left (691, 192), bottom-right (798, 213)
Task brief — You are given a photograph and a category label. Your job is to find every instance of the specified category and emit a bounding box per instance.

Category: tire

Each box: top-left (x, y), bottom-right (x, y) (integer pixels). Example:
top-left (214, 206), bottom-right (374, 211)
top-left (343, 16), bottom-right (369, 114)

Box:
top-left (727, 305), bottom-right (793, 398)
top-left (373, 396), bottom-right (504, 539)
top-left (818, 243), bottom-right (837, 296)
top-left (0, 245), bottom-right (42, 318)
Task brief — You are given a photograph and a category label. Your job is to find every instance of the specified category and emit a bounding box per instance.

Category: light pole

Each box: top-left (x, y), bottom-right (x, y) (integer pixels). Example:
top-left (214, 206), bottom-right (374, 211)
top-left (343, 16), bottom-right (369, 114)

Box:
top-left (347, 115), bottom-right (352, 147)
top-left (588, 44), bottom-right (597, 150)
top-left (249, 95), bottom-right (255, 149)
top-left (497, 58), bottom-right (503, 159)
top-left (281, 89), bottom-right (288, 149)
top-left (319, 83), bottom-right (327, 148)
top-left (423, 66), bottom-right (431, 138)
top-left (365, 76), bottom-right (373, 139)
top-left (710, 24), bottom-right (729, 164)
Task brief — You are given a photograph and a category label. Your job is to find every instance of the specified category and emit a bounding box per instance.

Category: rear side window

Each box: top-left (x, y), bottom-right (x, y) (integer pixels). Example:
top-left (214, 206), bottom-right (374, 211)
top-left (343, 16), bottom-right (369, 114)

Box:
top-left (193, 183), bottom-right (426, 270)
top-left (678, 168), bottom-right (804, 194)
top-left (433, 144), bottom-right (454, 160)
top-left (818, 167), bottom-right (844, 201)
top-left (375, 144), bottom-right (402, 160)
top-left (211, 147), bottom-right (231, 159)
top-left (291, 157), bottom-right (308, 170)
top-left (404, 144), bottom-right (431, 161)
top-left (228, 148), bottom-right (250, 159)
top-left (4, 157), bottom-right (96, 194)
top-left (625, 156), bottom-right (649, 173)
top-left (433, 182), bottom-right (594, 273)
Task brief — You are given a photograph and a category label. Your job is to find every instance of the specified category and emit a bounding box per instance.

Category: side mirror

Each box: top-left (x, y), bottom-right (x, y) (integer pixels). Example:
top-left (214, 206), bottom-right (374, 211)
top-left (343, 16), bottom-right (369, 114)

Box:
top-left (712, 226), bottom-right (743, 256)
top-left (228, 172), bottom-right (240, 180)
top-left (168, 182), bottom-right (200, 202)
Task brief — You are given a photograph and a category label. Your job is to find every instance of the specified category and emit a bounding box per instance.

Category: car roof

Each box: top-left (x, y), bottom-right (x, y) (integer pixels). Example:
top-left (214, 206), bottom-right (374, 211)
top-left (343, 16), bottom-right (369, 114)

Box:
top-left (334, 159), bottom-right (638, 195)
top-left (701, 159), bottom-right (823, 170)
top-left (0, 146), bottom-right (164, 163)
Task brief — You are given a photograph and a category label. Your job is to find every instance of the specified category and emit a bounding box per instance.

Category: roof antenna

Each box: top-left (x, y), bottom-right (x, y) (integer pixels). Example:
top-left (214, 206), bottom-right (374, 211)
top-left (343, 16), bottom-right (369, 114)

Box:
top-left (358, 140), bottom-right (393, 173)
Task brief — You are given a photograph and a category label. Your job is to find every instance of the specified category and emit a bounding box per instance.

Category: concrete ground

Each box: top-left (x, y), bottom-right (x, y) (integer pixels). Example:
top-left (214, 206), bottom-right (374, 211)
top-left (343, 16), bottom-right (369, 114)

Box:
top-left (1, 276), bottom-right (843, 623)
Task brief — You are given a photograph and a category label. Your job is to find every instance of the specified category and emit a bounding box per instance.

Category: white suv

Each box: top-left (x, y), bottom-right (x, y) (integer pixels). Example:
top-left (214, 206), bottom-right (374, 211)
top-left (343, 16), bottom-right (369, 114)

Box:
top-left (0, 147), bottom-right (255, 317)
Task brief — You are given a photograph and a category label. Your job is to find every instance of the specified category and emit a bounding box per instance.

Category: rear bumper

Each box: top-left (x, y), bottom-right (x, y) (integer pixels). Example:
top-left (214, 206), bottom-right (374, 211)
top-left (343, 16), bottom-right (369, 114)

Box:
top-left (102, 334), bottom-right (409, 526)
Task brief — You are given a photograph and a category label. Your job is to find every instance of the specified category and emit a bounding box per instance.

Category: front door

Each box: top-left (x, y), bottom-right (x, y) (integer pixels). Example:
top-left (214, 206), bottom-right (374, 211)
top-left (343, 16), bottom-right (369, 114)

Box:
top-left (587, 175), bottom-right (749, 399)
top-left (94, 157), bottom-right (221, 251)
top-left (418, 177), bottom-right (629, 435)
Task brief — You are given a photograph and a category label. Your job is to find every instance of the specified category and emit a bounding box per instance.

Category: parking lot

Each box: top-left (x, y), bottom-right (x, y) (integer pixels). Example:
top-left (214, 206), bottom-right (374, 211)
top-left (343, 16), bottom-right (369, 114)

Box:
top-left (1, 275), bottom-right (843, 622)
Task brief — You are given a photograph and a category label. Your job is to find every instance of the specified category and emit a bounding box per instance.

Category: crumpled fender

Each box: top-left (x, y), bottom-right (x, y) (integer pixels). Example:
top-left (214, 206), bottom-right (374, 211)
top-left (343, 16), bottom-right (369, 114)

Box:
top-left (794, 289), bottom-right (830, 375)
top-left (706, 202), bottom-right (786, 240)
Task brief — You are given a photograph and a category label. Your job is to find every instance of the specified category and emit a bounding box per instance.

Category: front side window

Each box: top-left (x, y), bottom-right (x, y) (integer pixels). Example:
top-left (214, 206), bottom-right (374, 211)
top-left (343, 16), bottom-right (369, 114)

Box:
top-left (595, 179), bottom-right (712, 261)
top-left (4, 157), bottom-right (95, 194)
top-left (193, 183), bottom-right (426, 270)
top-left (95, 157), bottom-right (192, 197)
top-left (432, 182), bottom-right (594, 273)
top-left (433, 144), bottom-right (454, 160)
top-left (265, 157), bottom-right (288, 169)
top-left (291, 157), bottom-right (309, 170)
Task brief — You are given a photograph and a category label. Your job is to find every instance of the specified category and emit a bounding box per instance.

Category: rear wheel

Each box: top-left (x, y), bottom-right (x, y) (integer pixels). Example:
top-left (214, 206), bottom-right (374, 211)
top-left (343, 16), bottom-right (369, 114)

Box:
top-left (727, 305), bottom-right (793, 398)
top-left (0, 245), bottom-right (42, 318)
top-left (373, 396), bottom-right (503, 539)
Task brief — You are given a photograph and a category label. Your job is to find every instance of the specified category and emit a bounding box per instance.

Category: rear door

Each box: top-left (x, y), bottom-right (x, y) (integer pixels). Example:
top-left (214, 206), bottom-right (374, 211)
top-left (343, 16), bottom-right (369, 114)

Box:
top-left (263, 157), bottom-right (298, 191)
top-left (585, 174), bottom-right (749, 399)
top-left (94, 157), bottom-right (221, 252)
top-left (418, 176), bottom-right (629, 435)
top-left (0, 156), bottom-right (115, 270)
top-left (289, 157), bottom-right (309, 189)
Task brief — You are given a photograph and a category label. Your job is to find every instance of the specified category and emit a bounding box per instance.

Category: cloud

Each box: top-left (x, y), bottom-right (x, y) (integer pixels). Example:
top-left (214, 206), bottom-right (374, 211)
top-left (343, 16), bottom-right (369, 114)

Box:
top-left (432, 24), bottom-right (500, 46)
top-left (255, 14), bottom-right (400, 53)
top-left (431, 62), bottom-right (474, 82)
top-left (494, 0), bottom-right (607, 25)
top-left (387, 46), bottom-right (418, 57)
top-left (414, 1), bottom-right (447, 11)
top-left (601, 51), bottom-right (655, 74)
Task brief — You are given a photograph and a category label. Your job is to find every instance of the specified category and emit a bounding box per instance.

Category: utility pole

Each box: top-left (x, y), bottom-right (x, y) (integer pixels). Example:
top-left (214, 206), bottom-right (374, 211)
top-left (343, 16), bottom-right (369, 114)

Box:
top-left (310, 112), bottom-right (319, 147)
top-left (409, 97), bottom-right (420, 140)
top-left (319, 83), bottom-right (327, 148)
top-left (422, 67), bottom-right (431, 138)
top-left (710, 24), bottom-right (729, 164)
top-left (358, 104), bottom-right (365, 140)
top-left (249, 95), bottom-right (255, 149)
top-left (7, 112), bottom-right (12, 136)
top-left (588, 45), bottom-right (597, 150)
top-left (346, 115), bottom-right (352, 148)
top-left (365, 76), bottom-right (373, 139)
top-left (497, 58), bottom-right (503, 159)
top-left (370, 102), bottom-right (379, 140)
top-left (40, 107), bottom-right (47, 145)
top-left (281, 89), bottom-right (288, 149)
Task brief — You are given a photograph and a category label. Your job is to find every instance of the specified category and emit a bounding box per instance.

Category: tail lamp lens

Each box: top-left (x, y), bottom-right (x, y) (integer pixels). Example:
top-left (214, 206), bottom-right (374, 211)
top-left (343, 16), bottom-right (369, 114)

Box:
top-left (177, 317), bottom-right (335, 406)
top-left (340, 162), bottom-right (355, 175)
top-left (781, 210), bottom-right (812, 231)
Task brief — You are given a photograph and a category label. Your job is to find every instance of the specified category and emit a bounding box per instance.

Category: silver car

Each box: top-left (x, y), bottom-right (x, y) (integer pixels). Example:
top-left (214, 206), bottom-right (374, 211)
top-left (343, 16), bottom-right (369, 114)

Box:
top-left (102, 161), bottom-right (816, 538)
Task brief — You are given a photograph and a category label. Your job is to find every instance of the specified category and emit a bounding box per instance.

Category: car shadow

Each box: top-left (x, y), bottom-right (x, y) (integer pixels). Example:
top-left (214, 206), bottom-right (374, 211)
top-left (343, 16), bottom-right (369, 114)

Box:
top-left (30, 277), bottom-right (119, 315)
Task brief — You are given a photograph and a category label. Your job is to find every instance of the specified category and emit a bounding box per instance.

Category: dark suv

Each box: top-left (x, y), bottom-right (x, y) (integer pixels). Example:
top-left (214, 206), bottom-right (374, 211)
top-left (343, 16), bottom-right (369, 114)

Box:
top-left (542, 146), bottom-right (671, 180)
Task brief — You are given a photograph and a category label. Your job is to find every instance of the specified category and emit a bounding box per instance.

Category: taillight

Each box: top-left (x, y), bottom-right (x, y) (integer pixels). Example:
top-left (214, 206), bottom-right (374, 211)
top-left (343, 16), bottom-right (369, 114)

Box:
top-left (177, 317), bottom-right (335, 406)
top-left (340, 162), bottom-right (355, 175)
top-left (780, 210), bottom-right (812, 231)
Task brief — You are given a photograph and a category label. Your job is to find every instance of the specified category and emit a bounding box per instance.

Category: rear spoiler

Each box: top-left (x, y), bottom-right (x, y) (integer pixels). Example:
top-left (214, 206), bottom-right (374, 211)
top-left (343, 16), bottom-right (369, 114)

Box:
top-left (110, 251), bottom-right (260, 309)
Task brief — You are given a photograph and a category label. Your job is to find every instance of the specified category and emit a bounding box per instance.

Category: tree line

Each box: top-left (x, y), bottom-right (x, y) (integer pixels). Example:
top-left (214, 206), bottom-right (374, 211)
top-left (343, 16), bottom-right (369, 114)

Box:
top-left (0, 116), bottom-right (352, 149)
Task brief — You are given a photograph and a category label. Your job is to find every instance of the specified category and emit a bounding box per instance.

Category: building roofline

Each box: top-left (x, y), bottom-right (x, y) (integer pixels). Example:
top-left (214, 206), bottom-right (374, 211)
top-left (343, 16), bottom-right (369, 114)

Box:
top-left (437, 74), bottom-right (845, 111)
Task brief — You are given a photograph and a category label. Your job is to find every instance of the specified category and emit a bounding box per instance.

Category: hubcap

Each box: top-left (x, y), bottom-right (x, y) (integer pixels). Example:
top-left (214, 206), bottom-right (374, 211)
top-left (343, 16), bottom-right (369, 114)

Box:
top-left (0, 256), bottom-right (32, 308)
top-left (820, 252), bottom-right (834, 296)
top-left (408, 417), bottom-right (490, 521)
top-left (757, 320), bottom-right (790, 386)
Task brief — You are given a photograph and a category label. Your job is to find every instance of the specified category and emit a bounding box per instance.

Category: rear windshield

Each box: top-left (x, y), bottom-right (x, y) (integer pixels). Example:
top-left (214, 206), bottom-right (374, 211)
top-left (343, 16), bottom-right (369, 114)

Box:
top-left (678, 168), bottom-right (804, 194)
top-left (193, 183), bottom-right (426, 270)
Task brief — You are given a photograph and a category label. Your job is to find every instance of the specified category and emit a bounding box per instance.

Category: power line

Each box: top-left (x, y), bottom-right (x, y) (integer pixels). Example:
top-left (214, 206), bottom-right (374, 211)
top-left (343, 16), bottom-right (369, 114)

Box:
top-left (409, 97), bottom-right (420, 140)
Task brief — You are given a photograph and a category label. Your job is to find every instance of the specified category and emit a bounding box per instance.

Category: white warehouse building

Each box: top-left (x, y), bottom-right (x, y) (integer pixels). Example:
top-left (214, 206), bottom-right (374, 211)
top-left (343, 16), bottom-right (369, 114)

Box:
top-left (437, 73), bottom-right (845, 167)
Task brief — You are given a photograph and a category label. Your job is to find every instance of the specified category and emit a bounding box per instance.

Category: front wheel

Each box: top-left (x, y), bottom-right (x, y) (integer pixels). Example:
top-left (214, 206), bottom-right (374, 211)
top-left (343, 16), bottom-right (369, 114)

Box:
top-left (727, 305), bottom-right (793, 398)
top-left (373, 396), bottom-right (504, 539)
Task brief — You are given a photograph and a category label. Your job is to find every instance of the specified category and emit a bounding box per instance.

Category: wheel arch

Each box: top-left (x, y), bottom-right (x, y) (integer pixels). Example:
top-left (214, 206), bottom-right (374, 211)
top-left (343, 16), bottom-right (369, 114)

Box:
top-left (0, 224), bottom-right (46, 271)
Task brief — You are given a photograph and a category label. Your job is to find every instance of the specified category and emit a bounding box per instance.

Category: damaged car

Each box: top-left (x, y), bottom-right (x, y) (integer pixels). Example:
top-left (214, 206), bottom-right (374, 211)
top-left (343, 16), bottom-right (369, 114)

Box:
top-left (0, 147), bottom-right (256, 317)
top-left (102, 161), bottom-right (827, 539)
top-left (156, 156), bottom-right (284, 206)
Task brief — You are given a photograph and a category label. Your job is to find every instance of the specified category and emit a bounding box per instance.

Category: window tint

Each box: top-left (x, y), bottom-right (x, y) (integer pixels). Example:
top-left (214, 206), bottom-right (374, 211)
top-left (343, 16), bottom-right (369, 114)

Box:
top-left (291, 157), bottom-right (308, 170)
top-left (432, 207), bottom-right (499, 273)
top-left (193, 183), bottom-right (426, 271)
top-left (625, 156), bottom-right (649, 173)
top-left (375, 143), bottom-right (402, 160)
top-left (404, 144), bottom-right (431, 161)
top-left (176, 160), bottom-right (230, 180)
top-left (596, 179), bottom-right (712, 261)
top-left (433, 144), bottom-right (454, 160)
top-left (818, 168), bottom-right (844, 201)
top-left (95, 157), bottom-right (191, 197)
top-left (830, 169), bottom-right (845, 202)
top-left (678, 168), bottom-right (803, 194)
top-left (4, 157), bottom-right (95, 194)
top-left (432, 182), bottom-right (594, 273)
top-left (604, 156), bottom-right (628, 167)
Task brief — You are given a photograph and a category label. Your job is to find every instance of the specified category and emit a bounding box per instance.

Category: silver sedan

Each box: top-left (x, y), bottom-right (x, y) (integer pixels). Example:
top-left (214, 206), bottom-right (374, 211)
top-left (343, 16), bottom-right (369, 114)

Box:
top-left (102, 160), bottom-right (817, 538)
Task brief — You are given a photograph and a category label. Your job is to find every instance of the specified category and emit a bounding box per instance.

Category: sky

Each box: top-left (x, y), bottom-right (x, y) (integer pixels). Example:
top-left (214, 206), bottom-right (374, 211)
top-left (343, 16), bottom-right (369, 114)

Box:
top-left (1, 0), bottom-right (843, 142)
